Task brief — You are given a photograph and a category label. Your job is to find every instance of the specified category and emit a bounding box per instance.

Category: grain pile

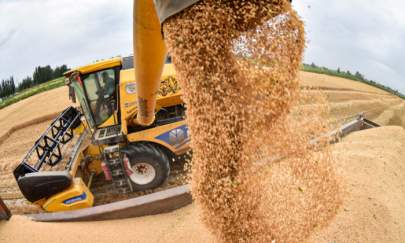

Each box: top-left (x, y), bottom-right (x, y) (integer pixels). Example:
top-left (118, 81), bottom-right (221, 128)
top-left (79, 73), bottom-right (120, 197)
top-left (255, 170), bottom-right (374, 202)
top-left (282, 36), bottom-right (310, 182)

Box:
top-left (164, 0), bottom-right (340, 242)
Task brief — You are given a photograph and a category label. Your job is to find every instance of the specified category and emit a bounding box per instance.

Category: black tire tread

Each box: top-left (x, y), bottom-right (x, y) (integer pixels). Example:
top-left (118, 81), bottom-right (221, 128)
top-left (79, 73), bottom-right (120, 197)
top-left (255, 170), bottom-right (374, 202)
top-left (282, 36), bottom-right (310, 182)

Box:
top-left (124, 143), bottom-right (170, 190)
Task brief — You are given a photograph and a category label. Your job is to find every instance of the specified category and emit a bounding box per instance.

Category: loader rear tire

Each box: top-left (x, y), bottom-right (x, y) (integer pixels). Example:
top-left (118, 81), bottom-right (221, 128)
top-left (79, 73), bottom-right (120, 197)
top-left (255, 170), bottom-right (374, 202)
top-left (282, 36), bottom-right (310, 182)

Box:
top-left (123, 143), bottom-right (170, 191)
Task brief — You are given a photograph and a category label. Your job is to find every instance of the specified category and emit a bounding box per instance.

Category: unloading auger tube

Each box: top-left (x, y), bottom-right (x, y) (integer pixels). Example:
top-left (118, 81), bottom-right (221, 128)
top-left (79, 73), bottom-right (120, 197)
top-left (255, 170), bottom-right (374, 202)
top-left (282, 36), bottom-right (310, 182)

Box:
top-left (134, 2), bottom-right (297, 189)
top-left (133, 0), bottom-right (294, 125)
top-left (133, 0), bottom-right (199, 126)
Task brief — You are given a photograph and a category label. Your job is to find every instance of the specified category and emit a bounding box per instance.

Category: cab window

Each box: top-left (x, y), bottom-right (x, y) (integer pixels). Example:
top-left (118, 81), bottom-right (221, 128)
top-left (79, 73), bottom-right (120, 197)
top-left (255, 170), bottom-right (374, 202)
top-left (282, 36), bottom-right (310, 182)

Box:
top-left (82, 69), bottom-right (117, 126)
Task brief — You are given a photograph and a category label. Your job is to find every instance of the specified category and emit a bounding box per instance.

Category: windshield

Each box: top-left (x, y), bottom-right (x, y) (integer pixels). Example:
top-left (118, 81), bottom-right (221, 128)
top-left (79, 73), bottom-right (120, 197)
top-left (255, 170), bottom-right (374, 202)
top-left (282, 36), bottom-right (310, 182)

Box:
top-left (82, 68), bottom-right (116, 126)
top-left (71, 81), bottom-right (96, 128)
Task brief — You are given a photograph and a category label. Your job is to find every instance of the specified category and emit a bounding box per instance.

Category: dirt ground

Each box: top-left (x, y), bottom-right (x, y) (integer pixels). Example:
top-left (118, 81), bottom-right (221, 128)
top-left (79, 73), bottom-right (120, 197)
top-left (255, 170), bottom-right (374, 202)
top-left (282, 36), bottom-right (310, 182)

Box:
top-left (1, 72), bottom-right (405, 242)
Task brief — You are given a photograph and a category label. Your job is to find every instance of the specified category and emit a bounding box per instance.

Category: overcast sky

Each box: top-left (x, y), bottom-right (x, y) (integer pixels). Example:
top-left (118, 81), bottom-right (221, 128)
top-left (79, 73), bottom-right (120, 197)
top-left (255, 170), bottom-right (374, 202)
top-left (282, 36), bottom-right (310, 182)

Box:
top-left (1, 0), bottom-right (404, 93)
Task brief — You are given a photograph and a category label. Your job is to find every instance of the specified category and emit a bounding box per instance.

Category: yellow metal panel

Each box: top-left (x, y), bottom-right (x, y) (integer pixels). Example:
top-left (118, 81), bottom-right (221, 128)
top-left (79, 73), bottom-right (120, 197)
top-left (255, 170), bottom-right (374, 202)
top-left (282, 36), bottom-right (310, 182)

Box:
top-left (85, 143), bottom-right (102, 157)
top-left (99, 113), bottom-right (119, 128)
top-left (84, 144), bottom-right (104, 175)
top-left (120, 68), bottom-right (138, 128)
top-left (42, 178), bottom-right (94, 212)
top-left (119, 64), bottom-right (182, 131)
top-left (65, 57), bottom-right (121, 76)
top-left (120, 68), bottom-right (135, 82)
top-left (73, 122), bottom-right (86, 134)
top-left (70, 124), bottom-right (90, 177)
top-left (88, 159), bottom-right (103, 175)
top-left (155, 93), bottom-right (183, 110)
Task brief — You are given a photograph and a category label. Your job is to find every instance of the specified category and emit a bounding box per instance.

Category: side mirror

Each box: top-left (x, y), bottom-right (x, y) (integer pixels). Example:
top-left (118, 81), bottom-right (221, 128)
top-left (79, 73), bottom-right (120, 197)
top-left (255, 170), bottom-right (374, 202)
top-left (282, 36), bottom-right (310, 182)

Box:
top-left (64, 77), bottom-right (71, 85)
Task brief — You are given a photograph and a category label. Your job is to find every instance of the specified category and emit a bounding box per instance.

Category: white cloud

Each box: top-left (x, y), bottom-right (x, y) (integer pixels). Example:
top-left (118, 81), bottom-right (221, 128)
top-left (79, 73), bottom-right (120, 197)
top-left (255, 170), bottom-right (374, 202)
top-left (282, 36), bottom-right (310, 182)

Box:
top-left (1, 0), bottom-right (404, 93)
top-left (0, 0), bottom-right (132, 81)
top-left (293, 0), bottom-right (405, 92)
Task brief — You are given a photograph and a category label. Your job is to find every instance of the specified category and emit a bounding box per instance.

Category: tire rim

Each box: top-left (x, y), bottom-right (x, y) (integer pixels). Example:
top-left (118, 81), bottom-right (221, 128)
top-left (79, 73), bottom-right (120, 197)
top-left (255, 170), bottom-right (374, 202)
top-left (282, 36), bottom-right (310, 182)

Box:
top-left (128, 162), bottom-right (156, 185)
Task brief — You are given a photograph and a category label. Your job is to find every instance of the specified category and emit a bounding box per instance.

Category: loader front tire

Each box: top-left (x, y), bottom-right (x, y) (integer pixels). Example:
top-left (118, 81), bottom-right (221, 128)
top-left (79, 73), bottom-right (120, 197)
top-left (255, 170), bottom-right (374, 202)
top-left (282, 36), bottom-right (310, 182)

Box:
top-left (123, 143), bottom-right (170, 191)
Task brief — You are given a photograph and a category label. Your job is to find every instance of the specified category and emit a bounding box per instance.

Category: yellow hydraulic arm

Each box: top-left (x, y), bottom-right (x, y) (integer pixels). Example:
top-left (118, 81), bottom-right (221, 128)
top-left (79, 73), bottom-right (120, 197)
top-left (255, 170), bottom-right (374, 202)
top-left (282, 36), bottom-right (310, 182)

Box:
top-left (133, 0), bottom-right (167, 126)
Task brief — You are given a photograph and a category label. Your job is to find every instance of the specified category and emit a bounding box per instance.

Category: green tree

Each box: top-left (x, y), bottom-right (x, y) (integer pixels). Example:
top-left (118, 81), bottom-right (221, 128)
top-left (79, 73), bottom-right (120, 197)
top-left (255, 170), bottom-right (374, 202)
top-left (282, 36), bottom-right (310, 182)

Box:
top-left (33, 65), bottom-right (53, 84)
top-left (32, 64), bottom-right (68, 85)
top-left (18, 76), bottom-right (34, 91)
top-left (52, 65), bottom-right (68, 78)
top-left (354, 71), bottom-right (364, 81)
top-left (0, 76), bottom-right (16, 98)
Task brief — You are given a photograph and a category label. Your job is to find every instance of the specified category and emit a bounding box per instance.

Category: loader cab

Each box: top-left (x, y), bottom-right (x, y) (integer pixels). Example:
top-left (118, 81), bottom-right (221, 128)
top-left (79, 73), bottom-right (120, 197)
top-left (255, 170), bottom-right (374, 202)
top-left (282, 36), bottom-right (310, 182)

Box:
top-left (65, 58), bottom-right (122, 130)
top-left (80, 68), bottom-right (119, 127)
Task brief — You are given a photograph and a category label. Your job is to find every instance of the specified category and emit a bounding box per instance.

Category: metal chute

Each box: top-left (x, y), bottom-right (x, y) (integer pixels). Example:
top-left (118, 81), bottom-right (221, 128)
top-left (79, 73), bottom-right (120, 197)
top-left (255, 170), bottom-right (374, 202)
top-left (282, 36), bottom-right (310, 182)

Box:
top-left (133, 0), bottom-right (167, 126)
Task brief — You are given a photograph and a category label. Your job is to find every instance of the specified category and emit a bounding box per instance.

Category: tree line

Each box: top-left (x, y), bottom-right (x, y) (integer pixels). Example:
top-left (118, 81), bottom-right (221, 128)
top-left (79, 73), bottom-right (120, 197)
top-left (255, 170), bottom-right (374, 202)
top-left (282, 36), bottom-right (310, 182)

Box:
top-left (0, 65), bottom-right (68, 99)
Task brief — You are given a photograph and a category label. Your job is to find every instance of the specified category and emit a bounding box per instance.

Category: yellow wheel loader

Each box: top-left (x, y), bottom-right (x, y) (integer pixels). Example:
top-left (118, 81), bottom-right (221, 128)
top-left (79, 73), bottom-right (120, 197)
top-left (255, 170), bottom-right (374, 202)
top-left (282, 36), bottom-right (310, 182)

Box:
top-left (13, 56), bottom-right (189, 212)
top-left (12, 0), bottom-right (197, 212)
